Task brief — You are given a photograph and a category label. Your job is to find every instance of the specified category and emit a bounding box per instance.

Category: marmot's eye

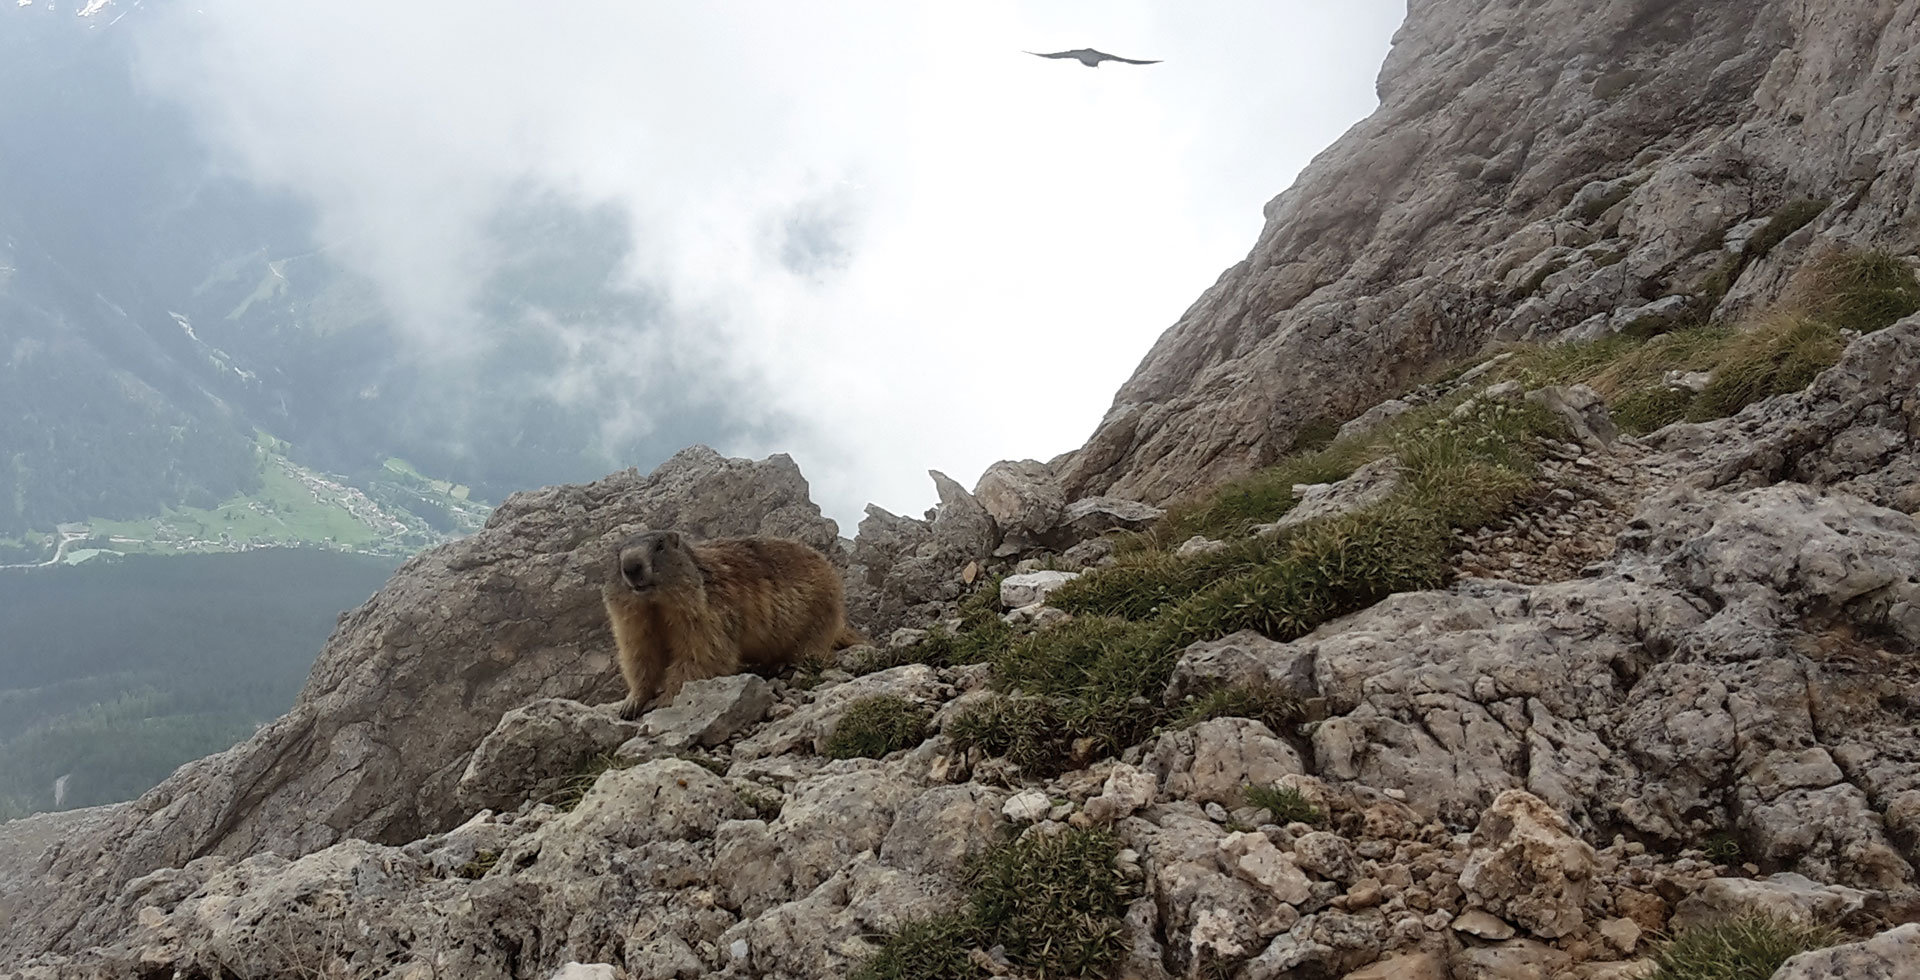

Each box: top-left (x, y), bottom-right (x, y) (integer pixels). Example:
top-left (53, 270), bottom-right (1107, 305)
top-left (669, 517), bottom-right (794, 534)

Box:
top-left (653, 537), bottom-right (668, 553)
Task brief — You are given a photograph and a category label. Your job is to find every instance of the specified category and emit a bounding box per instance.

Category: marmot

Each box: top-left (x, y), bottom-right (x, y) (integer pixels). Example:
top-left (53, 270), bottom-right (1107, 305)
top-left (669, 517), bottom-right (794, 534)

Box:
top-left (602, 530), bottom-right (861, 719)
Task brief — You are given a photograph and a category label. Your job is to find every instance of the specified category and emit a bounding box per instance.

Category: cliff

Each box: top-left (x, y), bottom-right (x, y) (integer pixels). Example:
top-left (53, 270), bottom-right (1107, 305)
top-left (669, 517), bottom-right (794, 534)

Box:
top-left (1063, 0), bottom-right (1920, 504)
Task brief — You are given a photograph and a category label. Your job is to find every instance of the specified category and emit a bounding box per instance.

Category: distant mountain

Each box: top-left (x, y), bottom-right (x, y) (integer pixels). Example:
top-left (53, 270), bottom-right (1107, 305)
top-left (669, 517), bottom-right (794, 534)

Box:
top-left (0, 1), bottom-right (764, 548)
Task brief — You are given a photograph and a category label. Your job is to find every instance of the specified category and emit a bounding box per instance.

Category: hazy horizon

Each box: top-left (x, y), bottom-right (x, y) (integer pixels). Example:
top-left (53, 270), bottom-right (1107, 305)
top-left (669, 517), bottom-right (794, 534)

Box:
top-left (24, 0), bottom-right (1405, 529)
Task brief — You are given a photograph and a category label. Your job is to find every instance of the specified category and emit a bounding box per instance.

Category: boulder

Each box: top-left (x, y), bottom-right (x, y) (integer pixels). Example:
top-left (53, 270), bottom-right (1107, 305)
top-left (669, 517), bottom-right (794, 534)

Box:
top-left (1771, 924), bottom-right (1920, 980)
top-left (973, 459), bottom-right (1065, 555)
top-left (1667, 872), bottom-right (1869, 931)
top-left (455, 698), bottom-right (641, 815)
top-left (1459, 790), bottom-right (1596, 940)
top-left (634, 673), bottom-right (774, 749)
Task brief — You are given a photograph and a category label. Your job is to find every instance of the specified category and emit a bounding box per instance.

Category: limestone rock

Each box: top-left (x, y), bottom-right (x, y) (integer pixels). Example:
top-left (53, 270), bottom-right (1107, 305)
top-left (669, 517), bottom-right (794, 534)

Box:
top-left (711, 765), bottom-right (922, 916)
top-left (843, 471), bottom-right (997, 638)
top-left (733, 664), bottom-right (945, 760)
top-left (998, 570), bottom-right (1081, 609)
top-left (1771, 923), bottom-right (1920, 980)
top-left (1667, 872), bottom-right (1869, 931)
top-left (1459, 790), bottom-right (1595, 940)
top-left (1340, 952), bottom-right (1446, 980)
top-left (1452, 908), bottom-right (1517, 941)
top-left (455, 698), bottom-right (640, 815)
top-left (1164, 629), bottom-right (1319, 704)
top-left (1218, 832), bottom-right (1313, 905)
top-left (635, 673), bottom-right (772, 750)
top-left (1452, 939), bottom-right (1574, 980)
top-left (1084, 763), bottom-right (1158, 824)
top-left (548, 964), bottom-right (617, 980)
top-left (1526, 384), bottom-right (1619, 448)
top-left (973, 459), bottom-right (1065, 554)
top-left (1002, 789), bottom-right (1051, 824)
top-left (1260, 457), bottom-right (1401, 535)
top-left (1056, 495), bottom-right (1165, 543)
top-left (1144, 718), bottom-right (1306, 806)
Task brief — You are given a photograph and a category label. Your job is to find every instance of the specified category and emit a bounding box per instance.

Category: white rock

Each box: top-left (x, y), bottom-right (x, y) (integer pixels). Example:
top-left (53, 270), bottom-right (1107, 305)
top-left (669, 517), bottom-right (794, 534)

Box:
top-left (1002, 790), bottom-right (1052, 823)
top-left (548, 965), bottom-right (618, 980)
top-left (999, 570), bottom-right (1082, 609)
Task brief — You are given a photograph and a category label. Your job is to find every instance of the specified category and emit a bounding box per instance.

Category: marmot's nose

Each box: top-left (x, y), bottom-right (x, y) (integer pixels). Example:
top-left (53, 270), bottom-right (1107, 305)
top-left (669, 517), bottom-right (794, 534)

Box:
top-left (622, 562), bottom-right (648, 586)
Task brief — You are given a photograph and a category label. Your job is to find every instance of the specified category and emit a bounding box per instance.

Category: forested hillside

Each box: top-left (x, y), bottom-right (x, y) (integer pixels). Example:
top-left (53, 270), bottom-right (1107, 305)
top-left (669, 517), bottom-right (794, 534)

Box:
top-left (0, 549), bottom-right (396, 817)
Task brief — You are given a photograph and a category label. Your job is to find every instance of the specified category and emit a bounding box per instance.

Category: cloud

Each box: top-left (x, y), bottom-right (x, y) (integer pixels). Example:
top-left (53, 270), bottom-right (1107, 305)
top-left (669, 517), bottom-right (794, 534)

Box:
top-left (129, 0), bottom-right (1403, 528)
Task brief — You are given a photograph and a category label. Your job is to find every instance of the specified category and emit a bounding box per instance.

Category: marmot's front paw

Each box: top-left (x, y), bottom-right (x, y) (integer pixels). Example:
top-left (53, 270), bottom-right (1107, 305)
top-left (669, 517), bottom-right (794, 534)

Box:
top-left (618, 696), bottom-right (645, 721)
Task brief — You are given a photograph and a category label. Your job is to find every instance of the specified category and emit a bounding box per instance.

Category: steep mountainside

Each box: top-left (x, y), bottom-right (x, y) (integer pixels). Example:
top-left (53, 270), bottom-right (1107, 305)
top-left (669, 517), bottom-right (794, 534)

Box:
top-left (1063, 0), bottom-right (1920, 504)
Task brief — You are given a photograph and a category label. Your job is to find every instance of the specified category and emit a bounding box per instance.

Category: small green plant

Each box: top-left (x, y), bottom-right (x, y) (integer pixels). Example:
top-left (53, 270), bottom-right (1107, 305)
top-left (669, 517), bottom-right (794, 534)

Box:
top-left (824, 696), bottom-right (931, 760)
top-left (948, 694), bottom-right (1073, 775)
top-left (1244, 785), bottom-right (1323, 826)
top-left (541, 753), bottom-right (637, 812)
top-left (1687, 315), bottom-right (1844, 421)
top-left (853, 828), bottom-right (1135, 980)
top-left (1700, 831), bottom-right (1743, 864)
top-left (735, 785), bottom-right (784, 822)
top-left (1611, 385), bottom-right (1697, 435)
top-left (455, 849), bottom-right (500, 879)
top-left (1174, 685), bottom-right (1302, 733)
top-left (1649, 914), bottom-right (1842, 980)
top-left (1791, 247), bottom-right (1920, 334)
top-left (966, 828), bottom-right (1135, 978)
top-left (850, 911), bottom-right (980, 980)
top-left (1746, 198), bottom-right (1829, 262)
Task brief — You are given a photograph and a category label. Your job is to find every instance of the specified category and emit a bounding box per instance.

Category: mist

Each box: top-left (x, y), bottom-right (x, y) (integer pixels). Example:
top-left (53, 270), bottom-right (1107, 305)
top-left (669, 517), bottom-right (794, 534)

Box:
top-left (128, 0), bottom-right (1404, 527)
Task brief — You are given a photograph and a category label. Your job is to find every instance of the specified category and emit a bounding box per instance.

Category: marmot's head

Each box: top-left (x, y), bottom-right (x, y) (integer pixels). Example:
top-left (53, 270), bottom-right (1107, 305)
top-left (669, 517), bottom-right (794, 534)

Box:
top-left (612, 530), bottom-right (702, 594)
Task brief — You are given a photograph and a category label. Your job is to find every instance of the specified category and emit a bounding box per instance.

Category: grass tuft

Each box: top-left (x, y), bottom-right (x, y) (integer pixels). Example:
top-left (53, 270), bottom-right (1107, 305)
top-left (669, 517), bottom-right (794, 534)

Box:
top-left (967, 828), bottom-right (1134, 978)
top-left (541, 753), bottom-right (637, 813)
top-left (1174, 686), bottom-right (1302, 733)
top-left (1649, 914), bottom-right (1842, 980)
top-left (1687, 315), bottom-right (1844, 421)
top-left (1244, 785), bottom-right (1323, 826)
top-left (455, 849), bottom-right (500, 880)
top-left (824, 696), bottom-right (931, 760)
top-left (1745, 198), bottom-right (1829, 262)
top-left (948, 694), bottom-right (1073, 775)
top-left (849, 912), bottom-right (980, 980)
top-left (852, 827), bottom-right (1134, 980)
top-left (1790, 247), bottom-right (1920, 335)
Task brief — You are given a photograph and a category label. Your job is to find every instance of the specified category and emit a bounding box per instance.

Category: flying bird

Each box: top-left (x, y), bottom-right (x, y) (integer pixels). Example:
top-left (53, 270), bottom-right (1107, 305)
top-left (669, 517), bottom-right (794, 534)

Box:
top-left (1027, 48), bottom-right (1162, 68)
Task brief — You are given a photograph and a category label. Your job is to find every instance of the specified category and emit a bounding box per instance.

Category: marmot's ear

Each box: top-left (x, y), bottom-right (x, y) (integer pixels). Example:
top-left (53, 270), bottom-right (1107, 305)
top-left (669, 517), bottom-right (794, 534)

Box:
top-left (662, 530), bottom-right (683, 549)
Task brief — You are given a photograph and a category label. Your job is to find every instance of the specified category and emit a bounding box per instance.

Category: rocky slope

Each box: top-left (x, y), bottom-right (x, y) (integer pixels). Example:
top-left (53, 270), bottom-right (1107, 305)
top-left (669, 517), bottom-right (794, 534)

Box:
top-left (7, 2), bottom-right (1920, 979)
top-left (6, 319), bottom-right (1920, 978)
top-left (1062, 0), bottom-right (1920, 505)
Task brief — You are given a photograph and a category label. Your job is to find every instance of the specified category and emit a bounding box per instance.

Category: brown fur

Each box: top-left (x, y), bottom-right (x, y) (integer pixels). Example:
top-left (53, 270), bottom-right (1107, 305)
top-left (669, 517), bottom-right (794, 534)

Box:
top-left (601, 530), bottom-right (861, 719)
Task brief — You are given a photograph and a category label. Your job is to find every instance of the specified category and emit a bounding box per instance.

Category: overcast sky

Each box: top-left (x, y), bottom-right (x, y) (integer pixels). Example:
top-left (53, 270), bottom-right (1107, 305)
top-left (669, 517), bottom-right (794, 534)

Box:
top-left (128, 0), bottom-right (1404, 528)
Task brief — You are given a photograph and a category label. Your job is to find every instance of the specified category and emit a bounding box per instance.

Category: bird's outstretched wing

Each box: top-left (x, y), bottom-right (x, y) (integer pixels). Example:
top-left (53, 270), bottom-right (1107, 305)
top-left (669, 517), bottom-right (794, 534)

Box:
top-left (1026, 48), bottom-right (1162, 66)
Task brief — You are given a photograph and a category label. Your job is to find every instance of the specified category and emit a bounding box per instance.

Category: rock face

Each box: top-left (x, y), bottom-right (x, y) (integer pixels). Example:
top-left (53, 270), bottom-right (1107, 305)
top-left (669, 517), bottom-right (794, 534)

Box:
top-left (0, 446), bottom-right (840, 962)
top-left (1064, 0), bottom-right (1920, 503)
top-left (1772, 924), bottom-right (1920, 980)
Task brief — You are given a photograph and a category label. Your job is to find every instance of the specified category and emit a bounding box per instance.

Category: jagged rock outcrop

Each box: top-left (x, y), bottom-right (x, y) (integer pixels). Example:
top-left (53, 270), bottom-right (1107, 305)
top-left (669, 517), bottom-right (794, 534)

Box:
top-left (1064, 0), bottom-right (1920, 503)
top-left (0, 446), bottom-right (839, 963)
